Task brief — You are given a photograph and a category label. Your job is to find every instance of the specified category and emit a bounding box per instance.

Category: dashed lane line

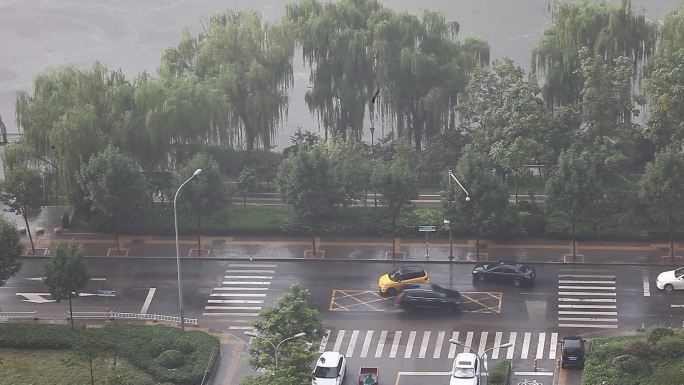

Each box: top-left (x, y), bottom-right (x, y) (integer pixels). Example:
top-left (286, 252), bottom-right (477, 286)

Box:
top-left (332, 330), bottom-right (345, 352)
top-left (140, 288), bottom-right (156, 314)
top-left (418, 331), bottom-right (431, 359)
top-left (558, 280), bottom-right (615, 284)
top-left (390, 331), bottom-right (402, 358)
top-left (376, 331), bottom-right (387, 358)
top-left (463, 332), bottom-right (474, 354)
top-left (521, 332), bottom-right (531, 360)
top-left (492, 332), bottom-right (502, 359)
top-left (506, 332), bottom-right (517, 360)
top-left (346, 330), bottom-right (359, 357)
top-left (210, 293), bottom-right (267, 297)
top-left (535, 333), bottom-right (546, 360)
top-left (478, 332), bottom-right (488, 357)
top-left (549, 333), bottom-right (558, 360)
top-left (433, 331), bottom-right (445, 359)
top-left (557, 292), bottom-right (616, 296)
top-left (221, 281), bottom-right (271, 285)
top-left (558, 298), bottom-right (616, 302)
top-left (558, 304), bottom-right (616, 309)
top-left (212, 287), bottom-right (269, 291)
top-left (404, 331), bottom-right (417, 359)
top-left (360, 331), bottom-right (373, 358)
top-left (558, 317), bottom-right (618, 322)
top-left (448, 332), bottom-right (459, 359)
top-left (558, 311), bottom-right (618, 316)
top-left (224, 275), bottom-right (273, 279)
top-left (643, 271), bottom-right (651, 297)
top-left (558, 323), bottom-right (618, 329)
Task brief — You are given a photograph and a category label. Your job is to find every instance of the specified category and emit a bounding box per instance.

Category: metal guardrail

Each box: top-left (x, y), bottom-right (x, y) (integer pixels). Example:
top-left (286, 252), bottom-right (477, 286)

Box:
top-left (0, 311), bottom-right (37, 320)
top-left (68, 311), bottom-right (198, 326)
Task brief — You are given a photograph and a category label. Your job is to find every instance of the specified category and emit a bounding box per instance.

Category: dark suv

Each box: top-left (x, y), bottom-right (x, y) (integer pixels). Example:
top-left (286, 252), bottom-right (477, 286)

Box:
top-left (395, 284), bottom-right (461, 312)
top-left (472, 261), bottom-right (535, 287)
top-left (560, 336), bottom-right (585, 368)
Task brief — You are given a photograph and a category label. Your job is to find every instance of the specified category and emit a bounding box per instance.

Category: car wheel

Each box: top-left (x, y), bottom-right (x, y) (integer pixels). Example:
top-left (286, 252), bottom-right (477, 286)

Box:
top-left (665, 284), bottom-right (674, 293)
top-left (512, 279), bottom-right (522, 288)
top-left (386, 288), bottom-right (397, 296)
top-left (475, 274), bottom-right (486, 282)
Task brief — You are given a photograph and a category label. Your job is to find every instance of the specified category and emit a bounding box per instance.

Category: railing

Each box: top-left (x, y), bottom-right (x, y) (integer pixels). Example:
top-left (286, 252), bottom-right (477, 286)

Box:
top-left (0, 311), bottom-right (37, 320)
top-left (68, 311), bottom-right (198, 326)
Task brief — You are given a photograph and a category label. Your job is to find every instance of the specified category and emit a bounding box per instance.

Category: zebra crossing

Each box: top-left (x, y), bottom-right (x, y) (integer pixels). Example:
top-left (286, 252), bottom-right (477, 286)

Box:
top-left (557, 271), bottom-right (618, 329)
top-left (318, 329), bottom-right (559, 361)
top-left (202, 263), bottom-right (277, 330)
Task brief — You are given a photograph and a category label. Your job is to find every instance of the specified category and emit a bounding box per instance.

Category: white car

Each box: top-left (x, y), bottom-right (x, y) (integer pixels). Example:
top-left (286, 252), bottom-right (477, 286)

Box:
top-left (450, 352), bottom-right (481, 385)
top-left (312, 351), bottom-right (346, 385)
top-left (656, 267), bottom-right (684, 292)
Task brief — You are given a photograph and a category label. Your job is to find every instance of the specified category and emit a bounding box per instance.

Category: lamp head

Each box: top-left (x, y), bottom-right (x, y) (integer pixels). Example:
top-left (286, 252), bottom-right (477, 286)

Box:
top-left (449, 339), bottom-right (463, 345)
top-left (244, 331), bottom-right (257, 337)
top-left (499, 342), bottom-right (513, 348)
top-left (294, 332), bottom-right (307, 338)
top-left (192, 168), bottom-right (202, 177)
top-left (465, 196), bottom-right (471, 202)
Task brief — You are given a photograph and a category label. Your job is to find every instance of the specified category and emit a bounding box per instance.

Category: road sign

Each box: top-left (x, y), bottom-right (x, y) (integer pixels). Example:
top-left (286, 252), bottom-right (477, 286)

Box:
top-left (418, 225), bottom-right (436, 232)
top-left (97, 290), bottom-right (116, 297)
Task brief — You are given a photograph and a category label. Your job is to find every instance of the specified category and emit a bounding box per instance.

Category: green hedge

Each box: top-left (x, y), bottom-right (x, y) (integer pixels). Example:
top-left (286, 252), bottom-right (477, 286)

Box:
top-left (0, 324), bottom-right (78, 349)
top-left (487, 360), bottom-right (511, 385)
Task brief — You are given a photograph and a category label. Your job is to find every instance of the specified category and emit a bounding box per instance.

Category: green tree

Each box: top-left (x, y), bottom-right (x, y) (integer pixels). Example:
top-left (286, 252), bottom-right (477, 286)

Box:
top-left (0, 113), bottom-right (6, 144)
top-left (639, 147), bottom-right (684, 261)
top-left (500, 137), bottom-right (544, 203)
top-left (328, 132), bottom-right (371, 206)
top-left (545, 149), bottom-right (602, 260)
top-left (645, 49), bottom-right (684, 150)
top-left (176, 153), bottom-right (226, 253)
top-left (0, 167), bottom-right (44, 255)
top-left (442, 145), bottom-right (508, 259)
top-left (79, 146), bottom-right (149, 254)
top-left (66, 329), bottom-right (103, 385)
top-left (0, 217), bottom-right (22, 286)
top-left (238, 167), bottom-right (258, 206)
top-left (44, 242), bottom-right (88, 330)
top-left (248, 283), bottom-right (324, 382)
top-left (277, 142), bottom-right (343, 254)
top-left (371, 141), bottom-right (418, 257)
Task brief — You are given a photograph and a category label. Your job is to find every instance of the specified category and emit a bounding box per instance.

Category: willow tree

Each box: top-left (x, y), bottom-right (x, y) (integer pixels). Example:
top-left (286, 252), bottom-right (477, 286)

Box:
top-left (161, 10), bottom-right (295, 151)
top-left (532, 0), bottom-right (658, 107)
top-left (286, 0), bottom-right (379, 139)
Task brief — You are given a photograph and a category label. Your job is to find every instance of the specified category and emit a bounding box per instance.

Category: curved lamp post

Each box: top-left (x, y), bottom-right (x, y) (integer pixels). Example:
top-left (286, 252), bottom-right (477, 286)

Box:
top-left (244, 331), bottom-right (307, 373)
top-left (449, 338), bottom-right (513, 385)
top-left (174, 168), bottom-right (202, 332)
top-left (446, 169), bottom-right (471, 260)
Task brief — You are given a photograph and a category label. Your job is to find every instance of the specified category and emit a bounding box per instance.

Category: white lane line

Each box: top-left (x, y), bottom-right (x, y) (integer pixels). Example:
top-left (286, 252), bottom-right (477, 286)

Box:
top-left (222, 281), bottom-right (271, 285)
top-left (375, 331), bottom-right (388, 358)
top-left (559, 298), bottom-right (616, 302)
top-left (228, 264), bottom-right (277, 268)
top-left (492, 332), bottom-right (502, 359)
top-left (558, 311), bottom-right (618, 315)
top-left (478, 332), bottom-right (488, 357)
top-left (319, 330), bottom-right (331, 353)
top-left (558, 304), bottom-right (616, 309)
top-left (212, 287), bottom-right (269, 291)
top-left (448, 331), bottom-right (460, 359)
top-left (514, 372), bottom-right (554, 376)
top-left (207, 299), bottom-right (263, 304)
top-left (559, 323), bottom-right (619, 329)
top-left (404, 331), bottom-right (417, 358)
top-left (140, 288), bottom-right (156, 314)
top-left (360, 330), bottom-right (373, 358)
top-left (346, 330), bottom-right (359, 357)
top-left (506, 332), bottom-right (517, 360)
top-left (224, 275), bottom-right (273, 279)
top-left (558, 286), bottom-right (616, 290)
top-left (559, 280), bottom-right (615, 284)
top-left (433, 331), bottom-right (445, 359)
top-left (227, 326), bottom-right (254, 330)
top-left (536, 333), bottom-right (546, 359)
top-left (418, 331), bottom-right (431, 359)
top-left (558, 292), bottom-right (616, 296)
top-left (643, 271), bottom-right (651, 297)
top-left (558, 274), bottom-right (615, 279)
top-left (463, 332), bottom-right (474, 354)
top-left (521, 332), bottom-right (531, 359)
top-left (333, 330), bottom-right (345, 353)
top-left (90, 278), bottom-right (106, 281)
top-left (225, 270), bottom-right (275, 273)
top-left (202, 312), bottom-right (260, 316)
top-left (210, 293), bottom-right (267, 297)
top-left (558, 317), bottom-right (618, 322)
top-left (549, 333), bottom-right (558, 360)
top-left (390, 331), bottom-right (402, 358)
top-left (671, 305), bottom-right (684, 308)
top-left (204, 306), bottom-right (262, 310)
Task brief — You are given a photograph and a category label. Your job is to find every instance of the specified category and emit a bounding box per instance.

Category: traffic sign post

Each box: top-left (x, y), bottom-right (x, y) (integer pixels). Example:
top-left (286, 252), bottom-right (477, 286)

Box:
top-left (96, 290), bottom-right (116, 297)
top-left (418, 225), bottom-right (437, 260)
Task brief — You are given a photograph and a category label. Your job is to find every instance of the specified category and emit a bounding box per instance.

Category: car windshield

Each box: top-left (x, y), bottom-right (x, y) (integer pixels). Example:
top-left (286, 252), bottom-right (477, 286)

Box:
top-left (453, 367), bottom-right (475, 378)
top-left (389, 271), bottom-right (401, 281)
top-left (675, 268), bottom-right (684, 278)
top-left (314, 366), bottom-right (338, 379)
top-left (519, 265), bottom-right (529, 273)
top-left (564, 339), bottom-right (581, 349)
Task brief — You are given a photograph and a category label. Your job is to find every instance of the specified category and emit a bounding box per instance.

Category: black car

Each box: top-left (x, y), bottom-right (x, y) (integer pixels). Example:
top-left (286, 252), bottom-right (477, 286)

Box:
top-left (395, 284), bottom-right (461, 311)
top-left (559, 336), bottom-right (585, 368)
top-left (471, 261), bottom-right (535, 287)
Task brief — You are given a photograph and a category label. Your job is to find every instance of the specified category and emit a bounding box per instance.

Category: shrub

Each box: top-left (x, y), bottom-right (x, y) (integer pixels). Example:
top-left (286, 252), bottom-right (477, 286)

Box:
top-left (655, 337), bottom-right (684, 359)
top-left (148, 336), bottom-right (174, 357)
top-left (647, 327), bottom-right (675, 345)
top-left (0, 324), bottom-right (77, 349)
top-left (157, 349), bottom-right (185, 369)
top-left (623, 339), bottom-right (652, 358)
top-left (173, 339), bottom-right (196, 354)
top-left (487, 360), bottom-right (511, 385)
top-left (613, 354), bottom-right (645, 373)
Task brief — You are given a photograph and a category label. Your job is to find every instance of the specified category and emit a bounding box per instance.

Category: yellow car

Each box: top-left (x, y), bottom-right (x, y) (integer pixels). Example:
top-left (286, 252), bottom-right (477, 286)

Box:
top-left (378, 266), bottom-right (429, 296)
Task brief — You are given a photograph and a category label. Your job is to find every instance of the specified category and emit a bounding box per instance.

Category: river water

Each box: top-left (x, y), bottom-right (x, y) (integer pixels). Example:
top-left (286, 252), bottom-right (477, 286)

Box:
top-left (0, 0), bottom-right (680, 148)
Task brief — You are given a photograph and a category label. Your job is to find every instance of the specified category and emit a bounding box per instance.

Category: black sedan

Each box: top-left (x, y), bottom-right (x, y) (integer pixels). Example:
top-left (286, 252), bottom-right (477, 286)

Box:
top-left (472, 261), bottom-right (535, 287)
top-left (395, 284), bottom-right (461, 311)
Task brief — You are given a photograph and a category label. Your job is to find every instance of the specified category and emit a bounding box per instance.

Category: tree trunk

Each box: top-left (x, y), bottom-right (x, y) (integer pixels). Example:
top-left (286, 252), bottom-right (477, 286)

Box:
top-left (69, 295), bottom-right (74, 331)
top-left (197, 213), bottom-right (202, 254)
top-left (476, 237), bottom-right (480, 260)
top-left (392, 216), bottom-right (397, 258)
top-left (22, 207), bottom-right (35, 255)
top-left (115, 231), bottom-right (120, 254)
top-left (514, 173), bottom-right (518, 204)
top-left (571, 219), bottom-right (577, 261)
top-left (312, 233), bottom-right (316, 255)
top-left (243, 194), bottom-right (246, 207)
top-left (89, 354), bottom-right (95, 385)
top-left (670, 228), bottom-right (675, 262)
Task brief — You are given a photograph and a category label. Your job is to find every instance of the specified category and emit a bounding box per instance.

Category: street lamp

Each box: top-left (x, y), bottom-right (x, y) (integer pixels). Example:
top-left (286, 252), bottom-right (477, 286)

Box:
top-left (449, 339), bottom-right (513, 385)
top-left (174, 168), bottom-right (202, 332)
top-left (244, 331), bottom-right (307, 373)
top-left (446, 169), bottom-right (471, 260)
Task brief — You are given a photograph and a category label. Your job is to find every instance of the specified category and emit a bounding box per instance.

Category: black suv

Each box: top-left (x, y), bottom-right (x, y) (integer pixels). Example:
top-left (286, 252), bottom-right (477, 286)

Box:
top-left (395, 284), bottom-right (461, 312)
top-left (560, 336), bottom-right (585, 368)
top-left (472, 261), bottom-right (536, 287)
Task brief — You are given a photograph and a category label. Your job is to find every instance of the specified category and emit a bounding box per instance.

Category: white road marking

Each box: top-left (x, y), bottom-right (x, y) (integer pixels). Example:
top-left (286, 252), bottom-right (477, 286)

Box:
top-left (319, 330), bottom-right (330, 353)
top-left (558, 286), bottom-right (615, 290)
top-left (224, 275), bottom-right (273, 279)
top-left (557, 291), bottom-right (616, 296)
top-left (559, 324), bottom-right (619, 329)
top-left (492, 332), bottom-right (502, 359)
top-left (558, 298), bottom-right (616, 302)
top-left (375, 331), bottom-right (387, 358)
top-left (210, 293), bottom-right (267, 297)
top-left (360, 330), bottom-right (373, 358)
top-left (89, 278), bottom-right (106, 281)
top-left (478, 332), bottom-right (488, 357)
top-left (536, 332), bottom-right (546, 359)
top-left (207, 299), bottom-right (263, 304)
top-left (558, 317), bottom-right (618, 322)
top-left (643, 271), bottom-right (651, 297)
top-left (228, 264), bottom-right (277, 268)
top-left (212, 287), bottom-right (269, 291)
top-left (463, 331), bottom-right (474, 353)
top-left (558, 311), bottom-right (618, 315)
top-left (221, 281), bottom-right (271, 285)
top-left (204, 306), bottom-right (262, 310)
top-left (390, 331), bottom-right (402, 358)
top-left (448, 331), bottom-right (459, 359)
top-left (549, 333), bottom-right (558, 360)
top-left (671, 305), bottom-right (684, 308)
top-left (514, 372), bottom-right (554, 376)
top-left (225, 270), bottom-right (275, 273)
top-left (140, 288), bottom-right (156, 314)
top-left (404, 331), bottom-right (417, 358)
top-left (506, 332), bottom-right (517, 360)
top-left (16, 293), bottom-right (55, 303)
top-left (202, 312), bottom-right (260, 316)
top-left (418, 331), bottom-right (431, 359)
top-left (558, 304), bottom-right (616, 309)
top-left (433, 331), bottom-right (445, 359)
top-left (558, 274), bottom-right (615, 279)
top-left (521, 332), bottom-right (531, 359)
top-left (333, 330), bottom-right (345, 352)
top-left (346, 330), bottom-right (359, 357)
top-left (227, 326), bottom-right (253, 330)
top-left (559, 280), bottom-right (615, 284)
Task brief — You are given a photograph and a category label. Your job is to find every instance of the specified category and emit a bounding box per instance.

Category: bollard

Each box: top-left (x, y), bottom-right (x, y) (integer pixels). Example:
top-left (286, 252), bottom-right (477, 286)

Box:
top-left (556, 359), bottom-right (560, 368)
top-left (534, 358), bottom-right (538, 371)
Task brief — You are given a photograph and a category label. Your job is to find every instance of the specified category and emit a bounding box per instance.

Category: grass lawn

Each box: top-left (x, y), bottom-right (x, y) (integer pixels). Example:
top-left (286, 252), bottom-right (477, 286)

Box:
top-left (0, 347), bottom-right (160, 385)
